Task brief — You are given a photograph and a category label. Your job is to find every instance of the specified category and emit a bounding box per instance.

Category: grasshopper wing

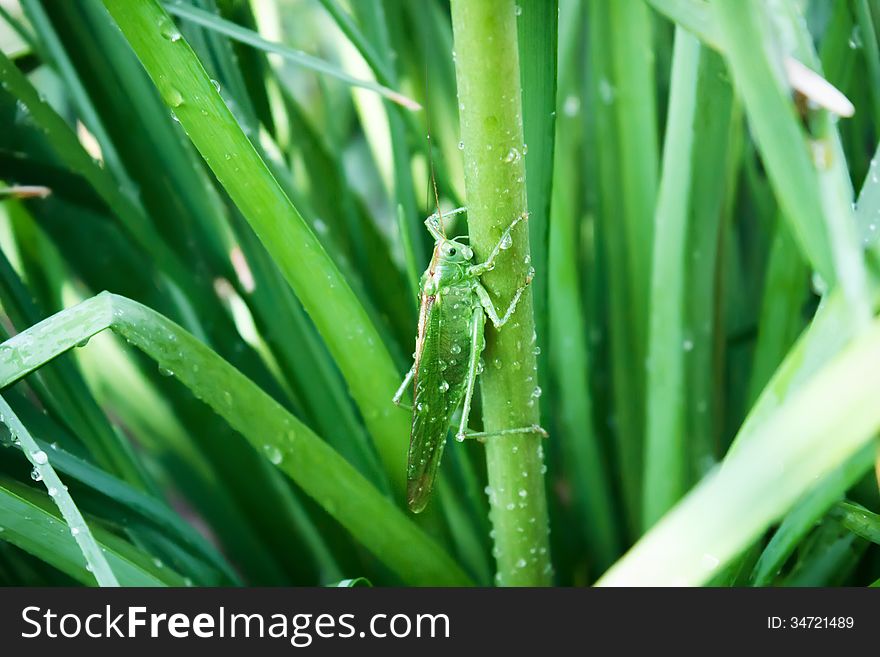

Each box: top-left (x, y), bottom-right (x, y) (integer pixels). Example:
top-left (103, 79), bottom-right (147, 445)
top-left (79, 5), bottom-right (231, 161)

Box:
top-left (407, 286), bottom-right (475, 512)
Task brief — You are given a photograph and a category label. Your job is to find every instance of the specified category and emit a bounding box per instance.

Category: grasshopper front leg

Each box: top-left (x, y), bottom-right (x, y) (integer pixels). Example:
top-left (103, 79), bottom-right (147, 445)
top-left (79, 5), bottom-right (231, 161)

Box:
top-left (468, 211), bottom-right (528, 278)
top-left (424, 206), bottom-right (468, 241)
top-left (474, 277), bottom-right (531, 330)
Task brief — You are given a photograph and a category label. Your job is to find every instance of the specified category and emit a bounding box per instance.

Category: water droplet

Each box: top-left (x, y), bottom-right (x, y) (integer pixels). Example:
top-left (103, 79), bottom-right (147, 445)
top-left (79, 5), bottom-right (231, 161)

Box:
top-left (458, 140), bottom-right (464, 150)
top-left (210, 78), bottom-right (221, 93)
top-left (515, 558), bottom-right (527, 568)
top-left (75, 337), bottom-right (90, 348)
top-left (682, 339), bottom-right (694, 352)
top-left (158, 366), bottom-right (174, 377)
top-left (515, 4), bottom-right (522, 16)
top-left (504, 147), bottom-right (521, 163)
top-left (439, 381), bottom-right (450, 392)
top-left (533, 345), bottom-right (541, 356)
top-left (48, 486), bottom-right (58, 497)
top-left (598, 78), bottom-right (615, 104)
top-left (30, 468), bottom-right (42, 482)
top-left (849, 25), bottom-right (863, 49)
top-left (71, 527), bottom-right (80, 536)
top-left (153, 558), bottom-right (164, 569)
top-left (500, 234), bottom-right (513, 250)
top-left (450, 343), bottom-right (462, 355)
top-left (167, 87), bottom-right (184, 108)
top-left (262, 444), bottom-right (283, 465)
top-left (518, 488), bottom-right (528, 498)
top-left (531, 386), bottom-right (542, 399)
top-left (32, 450), bottom-right (48, 465)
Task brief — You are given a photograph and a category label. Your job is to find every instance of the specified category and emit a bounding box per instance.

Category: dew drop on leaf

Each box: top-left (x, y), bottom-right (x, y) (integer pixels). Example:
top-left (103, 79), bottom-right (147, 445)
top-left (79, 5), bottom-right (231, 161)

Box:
top-left (262, 444), bottom-right (283, 465)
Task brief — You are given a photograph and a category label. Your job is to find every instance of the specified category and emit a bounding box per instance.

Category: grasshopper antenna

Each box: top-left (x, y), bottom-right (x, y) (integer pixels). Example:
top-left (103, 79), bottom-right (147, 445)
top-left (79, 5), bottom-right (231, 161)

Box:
top-left (425, 58), bottom-right (446, 239)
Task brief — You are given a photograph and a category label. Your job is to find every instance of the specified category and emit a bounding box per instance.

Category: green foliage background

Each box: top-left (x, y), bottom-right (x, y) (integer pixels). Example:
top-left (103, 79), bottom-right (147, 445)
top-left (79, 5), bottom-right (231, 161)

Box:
top-left (1, 0), bottom-right (880, 587)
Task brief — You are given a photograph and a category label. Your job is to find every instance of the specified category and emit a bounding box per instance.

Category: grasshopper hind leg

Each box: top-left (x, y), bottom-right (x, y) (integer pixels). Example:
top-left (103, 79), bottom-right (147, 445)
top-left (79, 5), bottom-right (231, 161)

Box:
top-left (460, 424), bottom-right (549, 443)
top-left (454, 307), bottom-right (485, 442)
top-left (454, 306), bottom-right (549, 443)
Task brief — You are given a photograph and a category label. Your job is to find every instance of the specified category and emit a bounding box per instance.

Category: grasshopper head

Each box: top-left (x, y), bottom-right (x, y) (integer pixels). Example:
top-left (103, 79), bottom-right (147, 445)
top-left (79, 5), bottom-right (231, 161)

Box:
top-left (436, 238), bottom-right (473, 264)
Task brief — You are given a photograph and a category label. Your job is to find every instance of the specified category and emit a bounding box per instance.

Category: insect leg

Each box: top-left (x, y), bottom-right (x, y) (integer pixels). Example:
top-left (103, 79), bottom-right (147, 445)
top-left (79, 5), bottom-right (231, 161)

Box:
top-left (474, 276), bottom-right (532, 329)
top-left (455, 308), bottom-right (485, 442)
top-left (460, 424), bottom-right (549, 442)
top-left (468, 211), bottom-right (528, 277)
top-left (424, 206), bottom-right (468, 241)
top-left (393, 364), bottom-right (415, 405)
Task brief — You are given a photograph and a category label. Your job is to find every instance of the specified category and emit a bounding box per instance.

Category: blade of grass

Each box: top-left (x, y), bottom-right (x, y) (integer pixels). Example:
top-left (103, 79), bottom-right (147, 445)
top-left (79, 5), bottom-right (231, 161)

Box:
top-left (163, 1), bottom-right (420, 110)
top-left (0, 292), bottom-right (471, 586)
top-left (833, 499), bottom-right (880, 544)
top-left (854, 0), bottom-right (880, 129)
top-left (26, 434), bottom-right (239, 583)
top-left (101, 0), bottom-right (411, 491)
top-left (0, 235), bottom-right (149, 489)
top-left (584, 0), bottom-right (659, 535)
top-left (714, 0), bottom-right (870, 329)
top-left (746, 223), bottom-right (808, 404)
top-left (548, 92), bottom-right (619, 570)
top-left (0, 395), bottom-right (118, 586)
top-left (600, 314), bottom-right (880, 585)
top-left (0, 478), bottom-right (184, 586)
top-left (517, 0), bottom-right (557, 387)
top-left (646, 0), bottom-right (720, 51)
top-left (450, 0), bottom-right (552, 586)
top-left (643, 28), bottom-right (701, 529)
top-left (750, 443), bottom-right (875, 585)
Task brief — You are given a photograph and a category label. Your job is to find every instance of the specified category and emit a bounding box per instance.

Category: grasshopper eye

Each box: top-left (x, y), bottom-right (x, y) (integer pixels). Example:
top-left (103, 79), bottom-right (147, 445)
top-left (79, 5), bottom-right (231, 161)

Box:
top-left (448, 247), bottom-right (456, 255)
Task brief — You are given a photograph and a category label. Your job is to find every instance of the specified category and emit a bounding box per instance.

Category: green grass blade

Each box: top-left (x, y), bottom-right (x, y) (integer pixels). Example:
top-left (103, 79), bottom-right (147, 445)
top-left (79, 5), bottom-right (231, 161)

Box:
top-left (549, 98), bottom-right (619, 570)
top-left (714, 0), bottom-right (870, 329)
top-left (164, 1), bottom-right (419, 110)
top-left (101, 0), bottom-right (411, 490)
top-left (833, 499), bottom-right (880, 545)
top-left (28, 435), bottom-right (239, 583)
top-left (750, 443), bottom-right (874, 585)
top-left (0, 237), bottom-right (149, 488)
top-left (517, 0), bottom-right (557, 380)
top-left (0, 478), bottom-right (183, 586)
top-left (643, 28), bottom-right (700, 529)
top-left (854, 0), bottom-right (880, 129)
top-left (0, 292), bottom-right (470, 586)
top-left (0, 396), bottom-right (118, 586)
top-left (646, 0), bottom-right (720, 50)
top-left (450, 0), bottom-right (552, 586)
top-left (599, 315), bottom-right (880, 585)
top-left (746, 224), bottom-right (808, 404)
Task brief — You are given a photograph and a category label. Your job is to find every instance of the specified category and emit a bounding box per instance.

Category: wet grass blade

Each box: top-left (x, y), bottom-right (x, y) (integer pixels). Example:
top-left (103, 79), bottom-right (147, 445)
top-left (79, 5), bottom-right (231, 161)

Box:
top-left (163, 1), bottom-right (419, 110)
top-left (0, 292), bottom-right (471, 586)
top-left (101, 0), bottom-right (411, 490)
top-left (0, 396), bottom-right (118, 586)
top-left (600, 315), bottom-right (880, 585)
top-left (0, 477), bottom-right (183, 586)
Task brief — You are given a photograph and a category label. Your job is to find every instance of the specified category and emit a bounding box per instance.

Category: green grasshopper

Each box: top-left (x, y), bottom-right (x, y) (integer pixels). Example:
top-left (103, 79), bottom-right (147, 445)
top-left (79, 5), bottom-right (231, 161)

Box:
top-left (394, 207), bottom-right (547, 513)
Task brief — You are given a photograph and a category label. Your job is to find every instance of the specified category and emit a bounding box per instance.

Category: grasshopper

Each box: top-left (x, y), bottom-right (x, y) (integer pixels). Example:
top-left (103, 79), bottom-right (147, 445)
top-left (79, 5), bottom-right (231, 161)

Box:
top-left (393, 207), bottom-right (547, 513)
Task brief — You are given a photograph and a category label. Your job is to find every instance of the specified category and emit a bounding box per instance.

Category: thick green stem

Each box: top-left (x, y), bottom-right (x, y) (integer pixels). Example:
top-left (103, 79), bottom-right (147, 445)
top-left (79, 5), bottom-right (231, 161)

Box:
top-left (450, 0), bottom-right (552, 586)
